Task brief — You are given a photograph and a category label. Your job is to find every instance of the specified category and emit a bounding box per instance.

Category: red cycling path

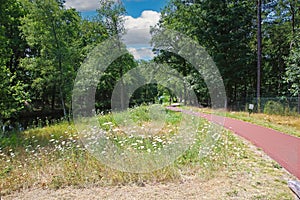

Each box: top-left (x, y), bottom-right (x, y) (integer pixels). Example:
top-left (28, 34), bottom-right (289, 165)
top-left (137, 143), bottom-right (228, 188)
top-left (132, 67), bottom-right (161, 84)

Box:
top-left (167, 107), bottom-right (300, 180)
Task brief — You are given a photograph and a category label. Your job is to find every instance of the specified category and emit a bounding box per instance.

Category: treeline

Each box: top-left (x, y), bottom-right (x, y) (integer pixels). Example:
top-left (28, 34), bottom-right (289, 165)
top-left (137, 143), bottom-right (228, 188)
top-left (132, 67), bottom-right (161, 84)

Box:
top-left (0, 0), bottom-right (138, 127)
top-left (152, 0), bottom-right (300, 110)
top-left (0, 0), bottom-right (300, 128)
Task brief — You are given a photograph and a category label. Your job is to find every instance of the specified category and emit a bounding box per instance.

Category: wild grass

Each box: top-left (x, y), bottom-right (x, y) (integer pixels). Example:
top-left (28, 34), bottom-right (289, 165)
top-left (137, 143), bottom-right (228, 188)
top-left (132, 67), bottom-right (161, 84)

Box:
top-left (226, 112), bottom-right (300, 137)
top-left (0, 105), bottom-right (295, 198)
top-left (192, 107), bottom-right (300, 138)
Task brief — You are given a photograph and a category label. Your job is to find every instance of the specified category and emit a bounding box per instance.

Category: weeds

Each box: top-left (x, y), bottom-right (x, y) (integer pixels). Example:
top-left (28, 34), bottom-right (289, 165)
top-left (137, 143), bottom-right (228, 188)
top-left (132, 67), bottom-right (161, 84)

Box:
top-left (0, 105), bottom-right (295, 199)
top-left (226, 111), bottom-right (300, 138)
top-left (191, 107), bottom-right (300, 138)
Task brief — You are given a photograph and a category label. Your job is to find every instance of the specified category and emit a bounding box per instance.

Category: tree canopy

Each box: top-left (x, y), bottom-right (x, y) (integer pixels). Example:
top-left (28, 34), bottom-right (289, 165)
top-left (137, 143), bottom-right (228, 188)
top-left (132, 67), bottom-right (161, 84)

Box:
top-left (0, 0), bottom-right (299, 130)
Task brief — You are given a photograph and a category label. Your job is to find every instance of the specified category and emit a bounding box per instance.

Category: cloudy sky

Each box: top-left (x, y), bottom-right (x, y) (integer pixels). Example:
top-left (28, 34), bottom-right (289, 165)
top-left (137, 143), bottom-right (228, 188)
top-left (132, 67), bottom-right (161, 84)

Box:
top-left (64, 0), bottom-right (166, 60)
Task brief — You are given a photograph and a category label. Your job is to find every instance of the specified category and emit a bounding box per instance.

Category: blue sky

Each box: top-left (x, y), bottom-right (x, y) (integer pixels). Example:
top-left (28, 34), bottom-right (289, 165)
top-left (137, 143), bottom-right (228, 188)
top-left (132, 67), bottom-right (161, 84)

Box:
top-left (65, 0), bottom-right (167, 60)
top-left (78, 0), bottom-right (167, 18)
top-left (122, 0), bottom-right (166, 18)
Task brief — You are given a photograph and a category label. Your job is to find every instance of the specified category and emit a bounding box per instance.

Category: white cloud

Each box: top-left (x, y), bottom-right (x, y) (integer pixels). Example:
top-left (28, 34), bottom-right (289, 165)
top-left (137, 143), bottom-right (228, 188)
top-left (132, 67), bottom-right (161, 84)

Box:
top-left (123, 10), bottom-right (160, 60)
top-left (127, 47), bottom-right (155, 60)
top-left (64, 1), bottom-right (160, 48)
top-left (64, 0), bottom-right (100, 11)
top-left (64, 0), bottom-right (160, 60)
top-left (123, 10), bottom-right (160, 47)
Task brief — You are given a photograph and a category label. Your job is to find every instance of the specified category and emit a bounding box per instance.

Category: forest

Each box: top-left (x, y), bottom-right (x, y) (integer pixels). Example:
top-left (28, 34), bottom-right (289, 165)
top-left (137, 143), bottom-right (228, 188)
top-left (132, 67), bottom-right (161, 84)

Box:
top-left (1, 0), bottom-right (300, 130)
top-left (1, 1), bottom-right (300, 198)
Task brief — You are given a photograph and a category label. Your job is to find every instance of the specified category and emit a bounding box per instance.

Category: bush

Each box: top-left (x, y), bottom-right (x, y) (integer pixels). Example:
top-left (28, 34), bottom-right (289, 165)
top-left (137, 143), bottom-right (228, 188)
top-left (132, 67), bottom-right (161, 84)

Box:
top-left (284, 106), bottom-right (299, 116)
top-left (263, 101), bottom-right (284, 115)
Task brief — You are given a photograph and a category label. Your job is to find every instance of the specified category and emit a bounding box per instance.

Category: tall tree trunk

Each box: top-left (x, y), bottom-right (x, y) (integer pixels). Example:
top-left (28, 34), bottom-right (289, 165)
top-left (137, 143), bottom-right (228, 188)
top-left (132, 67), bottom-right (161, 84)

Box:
top-left (257, 0), bottom-right (262, 112)
top-left (50, 18), bottom-right (67, 118)
top-left (51, 84), bottom-right (56, 110)
top-left (59, 85), bottom-right (67, 118)
top-left (120, 67), bottom-right (125, 110)
top-left (115, 22), bottom-right (125, 111)
top-left (58, 58), bottom-right (67, 118)
top-left (290, 0), bottom-right (296, 48)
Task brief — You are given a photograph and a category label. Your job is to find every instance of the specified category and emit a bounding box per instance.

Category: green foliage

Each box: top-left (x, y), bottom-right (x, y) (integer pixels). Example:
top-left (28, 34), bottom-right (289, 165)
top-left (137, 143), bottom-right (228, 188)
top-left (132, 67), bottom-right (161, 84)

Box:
top-left (0, 0), bottom-right (30, 120)
top-left (79, 18), bottom-right (108, 52)
top-left (96, 53), bottom-right (137, 111)
top-left (263, 100), bottom-right (299, 116)
top-left (260, 0), bottom-right (300, 97)
top-left (0, 106), bottom-right (295, 198)
top-left (130, 84), bottom-right (158, 106)
top-left (263, 101), bottom-right (285, 115)
top-left (0, 122), bottom-right (74, 149)
top-left (93, 0), bottom-right (137, 110)
top-left (285, 33), bottom-right (300, 96)
top-left (0, 0), bottom-right (299, 130)
top-left (129, 105), bottom-right (152, 122)
top-left (19, 0), bottom-right (83, 116)
top-left (152, 0), bottom-right (256, 104)
top-left (97, 0), bottom-right (126, 36)
top-left (0, 65), bottom-right (29, 119)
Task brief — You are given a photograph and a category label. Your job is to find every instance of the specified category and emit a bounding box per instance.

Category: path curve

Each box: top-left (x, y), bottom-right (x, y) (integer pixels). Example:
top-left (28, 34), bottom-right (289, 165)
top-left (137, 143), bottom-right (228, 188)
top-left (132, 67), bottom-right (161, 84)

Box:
top-left (167, 107), bottom-right (300, 179)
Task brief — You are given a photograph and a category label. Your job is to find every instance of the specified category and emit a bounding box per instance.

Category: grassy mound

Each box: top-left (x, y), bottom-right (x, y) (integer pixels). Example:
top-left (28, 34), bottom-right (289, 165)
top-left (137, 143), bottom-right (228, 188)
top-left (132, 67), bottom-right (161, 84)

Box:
top-left (0, 105), bottom-right (295, 199)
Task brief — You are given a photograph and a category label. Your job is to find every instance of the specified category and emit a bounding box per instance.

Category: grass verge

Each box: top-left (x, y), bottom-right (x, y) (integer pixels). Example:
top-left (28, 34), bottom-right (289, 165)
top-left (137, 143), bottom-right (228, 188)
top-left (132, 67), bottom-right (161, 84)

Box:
top-left (0, 105), bottom-right (296, 199)
top-left (189, 107), bottom-right (300, 138)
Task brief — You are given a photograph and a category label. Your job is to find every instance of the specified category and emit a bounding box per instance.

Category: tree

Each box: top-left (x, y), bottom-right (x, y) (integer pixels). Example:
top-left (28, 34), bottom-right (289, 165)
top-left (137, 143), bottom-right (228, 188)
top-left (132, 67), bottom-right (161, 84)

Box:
top-left (152, 0), bottom-right (256, 108)
top-left (284, 0), bottom-right (300, 112)
top-left (285, 32), bottom-right (300, 114)
top-left (260, 0), bottom-right (300, 111)
top-left (0, 0), bottom-right (30, 122)
top-left (97, 0), bottom-right (126, 37)
top-left (79, 18), bottom-right (108, 54)
top-left (95, 0), bottom-right (136, 110)
top-left (259, 0), bottom-right (299, 98)
top-left (285, 39), bottom-right (300, 97)
top-left (0, 61), bottom-right (29, 122)
top-left (95, 53), bottom-right (137, 111)
top-left (20, 0), bottom-right (82, 117)
top-left (257, 0), bottom-right (262, 111)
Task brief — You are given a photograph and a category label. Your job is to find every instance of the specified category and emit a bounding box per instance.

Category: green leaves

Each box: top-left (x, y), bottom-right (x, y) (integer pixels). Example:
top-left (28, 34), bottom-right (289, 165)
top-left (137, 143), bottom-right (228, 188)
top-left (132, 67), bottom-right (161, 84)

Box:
top-left (19, 0), bottom-right (83, 116)
top-left (97, 0), bottom-right (126, 37)
top-left (0, 65), bottom-right (29, 119)
top-left (285, 35), bottom-right (300, 96)
top-left (0, 0), bottom-right (30, 120)
top-left (153, 0), bottom-right (256, 104)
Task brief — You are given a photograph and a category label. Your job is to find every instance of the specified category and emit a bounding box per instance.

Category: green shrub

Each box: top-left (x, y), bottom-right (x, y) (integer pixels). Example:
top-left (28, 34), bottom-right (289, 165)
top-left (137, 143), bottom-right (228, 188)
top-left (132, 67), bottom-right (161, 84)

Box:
top-left (284, 106), bottom-right (299, 116)
top-left (263, 101), bottom-right (284, 115)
